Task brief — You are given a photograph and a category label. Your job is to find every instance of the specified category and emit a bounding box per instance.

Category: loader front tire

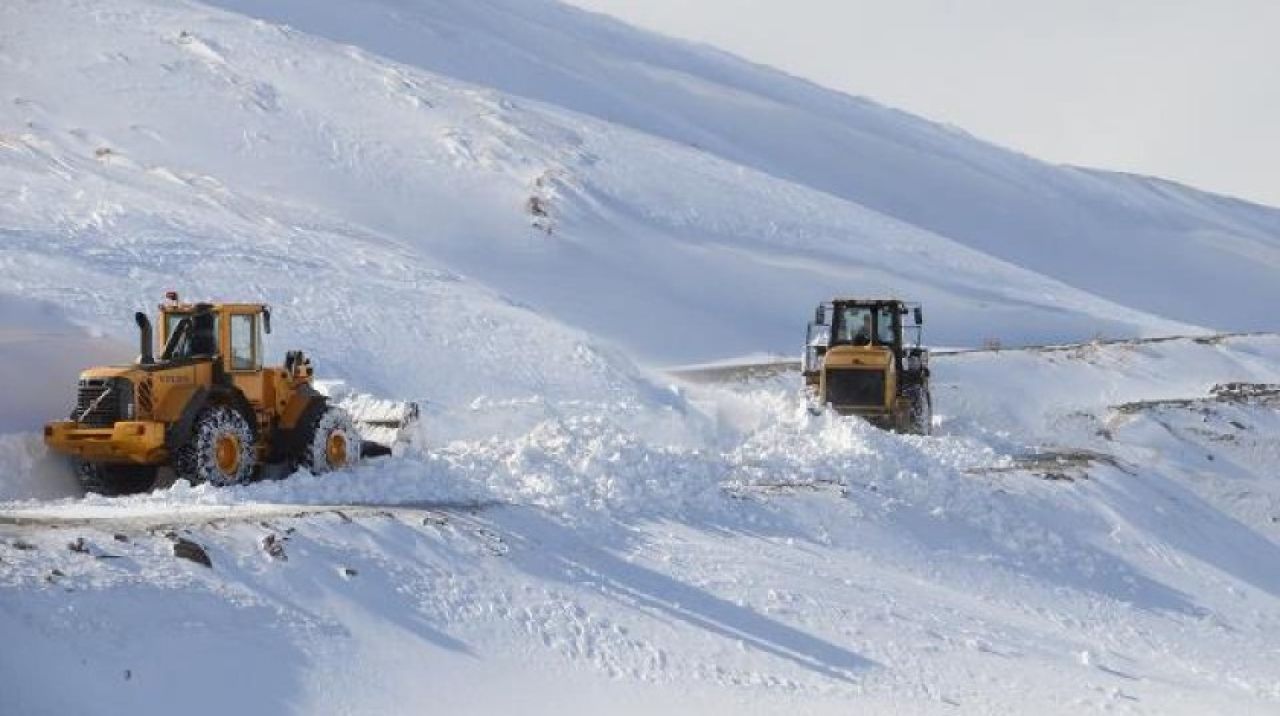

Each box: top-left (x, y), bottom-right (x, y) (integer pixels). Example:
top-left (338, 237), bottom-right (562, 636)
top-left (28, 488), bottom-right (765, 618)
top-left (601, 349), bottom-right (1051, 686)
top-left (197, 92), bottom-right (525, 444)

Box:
top-left (174, 405), bottom-right (257, 487)
top-left (76, 461), bottom-right (158, 496)
top-left (298, 407), bottom-right (360, 474)
top-left (904, 384), bottom-right (933, 436)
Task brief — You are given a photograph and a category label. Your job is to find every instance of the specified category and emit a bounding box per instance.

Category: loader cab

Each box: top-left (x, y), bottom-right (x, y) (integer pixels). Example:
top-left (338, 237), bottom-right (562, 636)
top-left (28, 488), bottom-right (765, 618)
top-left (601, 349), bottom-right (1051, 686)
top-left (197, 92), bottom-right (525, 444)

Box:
top-left (831, 303), bottom-right (899, 349)
top-left (158, 300), bottom-right (271, 374)
top-left (805, 300), bottom-right (904, 382)
top-left (805, 299), bottom-right (923, 370)
top-left (157, 297), bottom-right (282, 407)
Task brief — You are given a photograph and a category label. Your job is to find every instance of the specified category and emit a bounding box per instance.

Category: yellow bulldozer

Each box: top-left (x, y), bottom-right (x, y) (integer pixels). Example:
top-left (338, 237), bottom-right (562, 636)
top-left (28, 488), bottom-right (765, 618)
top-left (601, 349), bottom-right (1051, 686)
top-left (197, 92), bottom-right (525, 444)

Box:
top-left (802, 298), bottom-right (932, 435)
top-left (44, 293), bottom-right (366, 495)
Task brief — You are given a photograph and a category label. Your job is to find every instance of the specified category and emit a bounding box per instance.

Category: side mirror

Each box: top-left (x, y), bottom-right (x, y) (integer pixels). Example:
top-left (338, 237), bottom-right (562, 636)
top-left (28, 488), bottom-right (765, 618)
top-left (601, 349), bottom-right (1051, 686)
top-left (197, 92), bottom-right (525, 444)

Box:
top-left (807, 322), bottom-right (831, 347)
top-left (262, 308), bottom-right (272, 334)
top-left (914, 306), bottom-right (924, 325)
top-left (814, 305), bottom-right (825, 325)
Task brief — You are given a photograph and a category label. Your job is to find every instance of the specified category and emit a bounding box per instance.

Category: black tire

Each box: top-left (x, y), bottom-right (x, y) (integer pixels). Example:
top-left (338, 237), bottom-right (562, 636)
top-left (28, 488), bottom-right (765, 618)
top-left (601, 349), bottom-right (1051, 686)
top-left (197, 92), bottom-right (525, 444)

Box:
top-left (803, 386), bottom-right (823, 416)
top-left (297, 407), bottom-right (361, 474)
top-left (174, 405), bottom-right (257, 486)
top-left (76, 461), bottom-right (158, 497)
top-left (904, 384), bottom-right (933, 436)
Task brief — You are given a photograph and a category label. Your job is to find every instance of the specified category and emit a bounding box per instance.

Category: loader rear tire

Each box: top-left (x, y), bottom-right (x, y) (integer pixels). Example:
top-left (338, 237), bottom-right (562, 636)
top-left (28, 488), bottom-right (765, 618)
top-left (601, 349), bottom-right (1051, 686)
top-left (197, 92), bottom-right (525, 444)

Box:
top-left (174, 405), bottom-right (257, 487)
top-left (298, 407), bottom-right (360, 474)
top-left (76, 461), bottom-right (158, 497)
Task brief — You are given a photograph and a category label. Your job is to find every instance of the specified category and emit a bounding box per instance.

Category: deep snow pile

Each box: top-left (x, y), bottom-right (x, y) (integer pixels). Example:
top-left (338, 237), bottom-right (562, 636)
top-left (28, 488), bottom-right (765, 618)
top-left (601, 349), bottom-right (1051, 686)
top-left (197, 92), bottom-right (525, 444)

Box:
top-left (3, 336), bottom-right (1280, 714)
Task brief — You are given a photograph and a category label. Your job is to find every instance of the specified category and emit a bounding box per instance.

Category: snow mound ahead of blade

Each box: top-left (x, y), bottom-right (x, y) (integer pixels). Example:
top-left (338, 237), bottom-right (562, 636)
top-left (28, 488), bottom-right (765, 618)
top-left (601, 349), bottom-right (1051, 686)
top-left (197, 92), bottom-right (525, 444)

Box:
top-left (60, 382), bottom-right (996, 531)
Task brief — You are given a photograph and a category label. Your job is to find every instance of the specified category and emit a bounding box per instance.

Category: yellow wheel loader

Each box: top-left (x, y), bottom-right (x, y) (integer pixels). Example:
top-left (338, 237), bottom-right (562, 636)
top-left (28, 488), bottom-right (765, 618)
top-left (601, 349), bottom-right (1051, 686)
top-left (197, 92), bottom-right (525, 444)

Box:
top-left (44, 293), bottom-right (367, 495)
top-left (802, 298), bottom-right (932, 435)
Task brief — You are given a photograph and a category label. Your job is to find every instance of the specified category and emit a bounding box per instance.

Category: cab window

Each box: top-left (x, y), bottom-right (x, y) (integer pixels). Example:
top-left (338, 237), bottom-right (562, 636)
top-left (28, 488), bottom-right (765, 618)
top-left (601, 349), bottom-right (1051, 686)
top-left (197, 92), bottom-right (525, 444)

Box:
top-left (164, 313), bottom-right (187, 342)
top-left (834, 306), bottom-right (876, 345)
top-left (832, 305), bottom-right (897, 346)
top-left (229, 314), bottom-right (258, 370)
top-left (164, 312), bottom-right (219, 359)
top-left (876, 306), bottom-right (897, 345)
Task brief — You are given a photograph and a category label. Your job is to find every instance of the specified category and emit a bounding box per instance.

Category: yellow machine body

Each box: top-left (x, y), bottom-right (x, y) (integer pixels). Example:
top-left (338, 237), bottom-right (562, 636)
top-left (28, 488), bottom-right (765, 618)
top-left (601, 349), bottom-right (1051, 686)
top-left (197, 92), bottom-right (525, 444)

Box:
top-left (803, 298), bottom-right (932, 434)
top-left (818, 344), bottom-right (898, 422)
top-left (44, 300), bottom-right (318, 467)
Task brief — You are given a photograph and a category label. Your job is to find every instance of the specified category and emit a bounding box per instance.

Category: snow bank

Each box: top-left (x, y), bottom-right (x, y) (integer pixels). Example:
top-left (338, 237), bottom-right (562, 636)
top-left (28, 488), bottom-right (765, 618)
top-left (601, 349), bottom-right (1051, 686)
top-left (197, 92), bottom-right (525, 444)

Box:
top-left (5, 335), bottom-right (1279, 714)
top-left (940, 334), bottom-right (1280, 440)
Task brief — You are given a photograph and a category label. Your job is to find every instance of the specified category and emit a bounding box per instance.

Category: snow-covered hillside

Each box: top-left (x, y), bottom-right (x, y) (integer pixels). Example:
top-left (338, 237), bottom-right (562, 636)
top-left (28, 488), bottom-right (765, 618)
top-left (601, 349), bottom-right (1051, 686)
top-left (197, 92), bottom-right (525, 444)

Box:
top-left (6, 0), bottom-right (1260, 373)
top-left (2, 0), bottom-right (1279, 713)
top-left (195, 0), bottom-right (1280, 336)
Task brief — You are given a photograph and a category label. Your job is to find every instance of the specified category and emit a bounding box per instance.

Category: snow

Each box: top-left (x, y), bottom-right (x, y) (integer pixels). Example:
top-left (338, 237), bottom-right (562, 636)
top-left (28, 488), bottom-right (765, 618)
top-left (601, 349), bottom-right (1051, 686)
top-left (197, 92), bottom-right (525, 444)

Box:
top-left (0, 293), bottom-right (132, 435)
top-left (201, 0), bottom-right (1280, 337)
top-left (0, 0), bottom-right (1238, 372)
top-left (5, 336), bottom-right (1280, 713)
top-left (2, 0), bottom-right (1279, 713)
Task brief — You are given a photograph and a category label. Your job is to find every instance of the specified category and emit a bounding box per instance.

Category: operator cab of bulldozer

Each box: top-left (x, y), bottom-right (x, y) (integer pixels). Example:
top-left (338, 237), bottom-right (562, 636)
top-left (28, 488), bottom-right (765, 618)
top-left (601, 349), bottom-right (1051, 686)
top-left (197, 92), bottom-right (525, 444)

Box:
top-left (151, 292), bottom-right (308, 429)
top-left (156, 293), bottom-right (270, 368)
top-left (802, 298), bottom-right (932, 434)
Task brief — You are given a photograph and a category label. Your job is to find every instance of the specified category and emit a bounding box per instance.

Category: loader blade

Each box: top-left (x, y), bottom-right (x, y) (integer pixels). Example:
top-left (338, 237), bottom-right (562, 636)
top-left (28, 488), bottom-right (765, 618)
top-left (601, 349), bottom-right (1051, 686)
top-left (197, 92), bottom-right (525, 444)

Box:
top-left (318, 381), bottom-right (421, 459)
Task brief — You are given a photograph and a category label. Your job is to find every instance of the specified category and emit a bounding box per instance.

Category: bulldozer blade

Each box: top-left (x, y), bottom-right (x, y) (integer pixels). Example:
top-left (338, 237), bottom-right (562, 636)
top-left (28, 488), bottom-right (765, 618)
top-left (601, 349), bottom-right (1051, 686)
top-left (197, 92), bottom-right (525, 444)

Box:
top-left (325, 387), bottom-right (421, 459)
top-left (360, 441), bottom-right (394, 459)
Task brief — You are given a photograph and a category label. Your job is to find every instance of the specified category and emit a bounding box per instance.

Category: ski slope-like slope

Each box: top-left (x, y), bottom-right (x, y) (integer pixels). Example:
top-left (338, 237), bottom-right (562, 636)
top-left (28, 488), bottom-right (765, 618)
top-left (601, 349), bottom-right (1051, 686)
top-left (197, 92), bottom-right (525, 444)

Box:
top-left (206, 0), bottom-right (1280, 335)
top-left (0, 0), bottom-right (1239, 374)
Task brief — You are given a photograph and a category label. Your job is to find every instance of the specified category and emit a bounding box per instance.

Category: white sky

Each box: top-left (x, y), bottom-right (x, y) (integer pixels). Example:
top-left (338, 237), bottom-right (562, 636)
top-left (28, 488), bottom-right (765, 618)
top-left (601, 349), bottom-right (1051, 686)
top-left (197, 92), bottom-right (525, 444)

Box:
top-left (566, 0), bottom-right (1280, 207)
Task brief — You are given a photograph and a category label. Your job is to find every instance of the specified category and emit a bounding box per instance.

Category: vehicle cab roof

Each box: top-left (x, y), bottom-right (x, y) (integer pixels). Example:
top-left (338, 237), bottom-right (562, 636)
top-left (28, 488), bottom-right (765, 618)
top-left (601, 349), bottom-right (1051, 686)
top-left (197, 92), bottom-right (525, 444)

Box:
top-left (828, 297), bottom-right (908, 306)
top-left (159, 301), bottom-right (269, 312)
